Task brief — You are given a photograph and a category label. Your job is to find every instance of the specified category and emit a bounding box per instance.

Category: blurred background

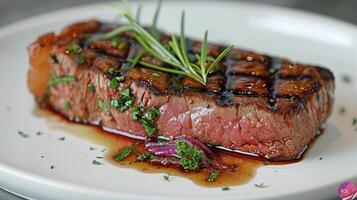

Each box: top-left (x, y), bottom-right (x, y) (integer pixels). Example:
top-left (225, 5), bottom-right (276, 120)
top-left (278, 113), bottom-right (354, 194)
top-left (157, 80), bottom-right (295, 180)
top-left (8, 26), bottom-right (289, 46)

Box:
top-left (1, 0), bottom-right (357, 27)
top-left (0, 0), bottom-right (355, 199)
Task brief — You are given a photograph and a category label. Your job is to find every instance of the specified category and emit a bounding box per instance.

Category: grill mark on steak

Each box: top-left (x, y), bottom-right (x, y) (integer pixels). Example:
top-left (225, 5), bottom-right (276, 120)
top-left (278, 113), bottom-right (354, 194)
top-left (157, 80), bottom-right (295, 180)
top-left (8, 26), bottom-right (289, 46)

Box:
top-left (27, 20), bottom-right (335, 161)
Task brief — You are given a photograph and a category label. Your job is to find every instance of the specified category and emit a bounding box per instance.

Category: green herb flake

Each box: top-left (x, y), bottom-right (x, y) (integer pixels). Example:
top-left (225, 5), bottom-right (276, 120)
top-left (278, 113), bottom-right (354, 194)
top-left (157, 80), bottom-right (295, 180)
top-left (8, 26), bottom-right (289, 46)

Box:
top-left (109, 76), bottom-right (125, 89)
top-left (157, 135), bottom-right (169, 143)
top-left (339, 107), bottom-right (346, 115)
top-left (87, 83), bottom-right (95, 92)
top-left (142, 106), bottom-right (160, 121)
top-left (208, 171), bottom-right (220, 182)
top-left (152, 73), bottom-right (160, 78)
top-left (92, 160), bottom-right (102, 165)
top-left (109, 77), bottom-right (118, 89)
top-left (36, 131), bottom-right (43, 136)
top-left (110, 88), bottom-right (133, 112)
top-left (141, 118), bottom-right (157, 136)
top-left (341, 74), bottom-right (352, 84)
top-left (353, 117), bottom-right (357, 126)
top-left (176, 140), bottom-right (203, 170)
top-left (98, 99), bottom-right (110, 113)
top-left (110, 38), bottom-right (118, 48)
top-left (254, 183), bottom-right (269, 188)
top-left (89, 147), bottom-right (96, 151)
top-left (96, 156), bottom-right (104, 159)
top-left (50, 165), bottom-right (55, 170)
top-left (137, 152), bottom-right (150, 161)
top-left (114, 146), bottom-right (133, 161)
top-left (67, 43), bottom-right (81, 54)
top-left (57, 137), bottom-right (65, 141)
top-left (18, 130), bottom-right (29, 138)
top-left (121, 88), bottom-right (130, 97)
top-left (47, 75), bottom-right (75, 88)
top-left (171, 77), bottom-right (183, 91)
top-left (117, 41), bottom-right (126, 49)
top-left (269, 68), bottom-right (277, 74)
top-left (76, 54), bottom-right (86, 64)
top-left (222, 187), bottom-right (230, 191)
top-left (163, 173), bottom-right (171, 182)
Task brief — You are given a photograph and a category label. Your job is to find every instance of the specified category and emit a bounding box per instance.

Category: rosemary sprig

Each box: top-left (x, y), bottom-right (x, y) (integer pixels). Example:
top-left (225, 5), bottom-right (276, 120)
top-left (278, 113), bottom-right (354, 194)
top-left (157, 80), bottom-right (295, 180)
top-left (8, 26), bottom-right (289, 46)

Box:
top-left (150, 0), bottom-right (162, 38)
top-left (106, 0), bottom-right (233, 85)
top-left (136, 4), bottom-right (142, 23)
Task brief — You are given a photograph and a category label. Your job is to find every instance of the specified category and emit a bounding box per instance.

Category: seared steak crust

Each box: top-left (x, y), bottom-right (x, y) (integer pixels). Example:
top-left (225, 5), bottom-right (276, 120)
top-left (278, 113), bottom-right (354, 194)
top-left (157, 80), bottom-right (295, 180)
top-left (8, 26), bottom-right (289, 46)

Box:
top-left (28, 20), bottom-right (335, 161)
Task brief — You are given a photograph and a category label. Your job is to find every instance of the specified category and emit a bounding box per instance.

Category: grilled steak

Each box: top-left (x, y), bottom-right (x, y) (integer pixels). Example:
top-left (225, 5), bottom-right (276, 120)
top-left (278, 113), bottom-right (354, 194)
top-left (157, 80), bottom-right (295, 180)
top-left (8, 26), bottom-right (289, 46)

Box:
top-left (27, 20), bottom-right (335, 161)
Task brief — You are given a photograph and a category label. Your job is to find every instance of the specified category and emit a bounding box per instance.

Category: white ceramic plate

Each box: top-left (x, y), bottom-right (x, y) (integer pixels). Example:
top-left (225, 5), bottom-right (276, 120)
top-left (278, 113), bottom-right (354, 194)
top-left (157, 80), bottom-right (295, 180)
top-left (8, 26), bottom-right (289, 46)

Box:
top-left (0, 1), bottom-right (357, 200)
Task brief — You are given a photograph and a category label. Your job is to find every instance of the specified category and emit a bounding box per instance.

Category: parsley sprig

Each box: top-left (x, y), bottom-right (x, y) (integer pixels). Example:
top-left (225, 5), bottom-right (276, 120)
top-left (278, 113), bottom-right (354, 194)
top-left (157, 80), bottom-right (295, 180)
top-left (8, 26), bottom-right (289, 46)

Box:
top-left (176, 140), bottom-right (204, 170)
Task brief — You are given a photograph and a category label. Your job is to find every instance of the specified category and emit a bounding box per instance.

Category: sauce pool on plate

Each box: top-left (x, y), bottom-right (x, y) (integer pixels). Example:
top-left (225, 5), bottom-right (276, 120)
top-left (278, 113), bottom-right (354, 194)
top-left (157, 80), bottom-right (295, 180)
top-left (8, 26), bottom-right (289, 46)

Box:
top-left (34, 107), bottom-right (263, 187)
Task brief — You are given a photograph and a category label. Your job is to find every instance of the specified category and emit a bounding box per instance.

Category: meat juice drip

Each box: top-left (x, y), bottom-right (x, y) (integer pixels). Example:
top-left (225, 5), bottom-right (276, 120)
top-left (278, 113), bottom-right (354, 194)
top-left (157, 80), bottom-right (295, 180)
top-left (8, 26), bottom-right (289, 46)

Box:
top-left (34, 107), bottom-right (262, 187)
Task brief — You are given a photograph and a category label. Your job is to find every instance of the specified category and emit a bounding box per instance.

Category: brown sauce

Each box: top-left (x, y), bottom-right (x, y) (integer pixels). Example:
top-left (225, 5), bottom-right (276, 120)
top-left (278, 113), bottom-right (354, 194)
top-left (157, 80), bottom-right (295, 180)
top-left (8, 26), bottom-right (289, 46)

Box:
top-left (34, 107), bottom-right (264, 187)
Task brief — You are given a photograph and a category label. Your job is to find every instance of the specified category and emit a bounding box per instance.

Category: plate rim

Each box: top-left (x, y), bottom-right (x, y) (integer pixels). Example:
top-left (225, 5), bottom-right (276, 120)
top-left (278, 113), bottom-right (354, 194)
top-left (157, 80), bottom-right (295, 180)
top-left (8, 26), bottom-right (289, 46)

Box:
top-left (0, 1), bottom-right (356, 199)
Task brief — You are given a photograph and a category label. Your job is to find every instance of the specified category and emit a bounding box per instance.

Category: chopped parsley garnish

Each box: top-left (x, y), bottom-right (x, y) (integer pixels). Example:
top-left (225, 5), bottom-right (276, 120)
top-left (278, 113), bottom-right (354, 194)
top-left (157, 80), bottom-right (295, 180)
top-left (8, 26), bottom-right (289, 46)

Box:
top-left (92, 160), bottom-right (102, 165)
top-left (339, 107), bottom-right (346, 115)
top-left (121, 88), bottom-right (130, 97)
top-left (110, 88), bottom-right (133, 112)
top-left (140, 118), bottom-right (156, 136)
top-left (353, 117), bottom-right (357, 126)
top-left (47, 75), bottom-right (75, 88)
top-left (109, 76), bottom-right (125, 89)
top-left (50, 165), bottom-right (55, 170)
top-left (341, 74), bottom-right (352, 83)
top-left (254, 183), bottom-right (269, 188)
top-left (87, 83), bottom-right (95, 92)
top-left (98, 99), bottom-right (110, 113)
top-left (171, 77), bottom-right (183, 91)
top-left (222, 187), bottom-right (230, 191)
top-left (114, 146), bottom-right (133, 161)
top-left (67, 43), bottom-right (81, 54)
top-left (76, 54), bottom-right (86, 64)
top-left (142, 106), bottom-right (160, 121)
top-left (176, 140), bottom-right (204, 170)
top-left (18, 131), bottom-right (29, 138)
top-left (137, 152), bottom-right (150, 161)
top-left (117, 41), bottom-right (126, 49)
top-left (110, 38), bottom-right (118, 47)
top-left (132, 106), bottom-right (160, 136)
top-left (89, 146), bottom-right (96, 151)
top-left (157, 135), bottom-right (169, 143)
top-left (208, 171), bottom-right (219, 182)
top-left (269, 68), bottom-right (277, 74)
top-left (36, 131), bottom-right (43, 136)
top-left (57, 137), bottom-right (65, 141)
top-left (163, 173), bottom-right (172, 181)
top-left (96, 156), bottom-right (104, 159)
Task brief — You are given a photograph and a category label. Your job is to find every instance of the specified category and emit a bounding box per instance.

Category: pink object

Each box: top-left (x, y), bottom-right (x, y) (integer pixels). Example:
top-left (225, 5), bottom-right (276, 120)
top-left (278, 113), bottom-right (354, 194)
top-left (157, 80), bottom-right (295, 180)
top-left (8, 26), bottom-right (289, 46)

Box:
top-left (339, 181), bottom-right (357, 200)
